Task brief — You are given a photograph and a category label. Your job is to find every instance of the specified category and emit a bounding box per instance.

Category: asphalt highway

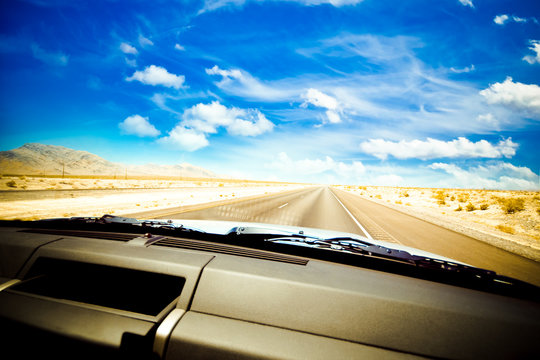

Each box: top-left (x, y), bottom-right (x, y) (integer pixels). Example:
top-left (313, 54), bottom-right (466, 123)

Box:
top-left (136, 186), bottom-right (540, 287)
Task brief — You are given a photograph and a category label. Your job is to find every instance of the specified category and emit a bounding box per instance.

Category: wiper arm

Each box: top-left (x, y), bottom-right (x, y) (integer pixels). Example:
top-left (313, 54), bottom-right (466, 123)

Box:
top-left (265, 236), bottom-right (418, 262)
top-left (264, 236), bottom-right (502, 280)
top-left (40, 214), bottom-right (208, 235)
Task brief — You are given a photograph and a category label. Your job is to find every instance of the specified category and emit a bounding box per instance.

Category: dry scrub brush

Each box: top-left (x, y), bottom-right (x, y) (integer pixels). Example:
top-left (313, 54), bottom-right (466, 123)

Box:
top-left (497, 197), bottom-right (525, 214)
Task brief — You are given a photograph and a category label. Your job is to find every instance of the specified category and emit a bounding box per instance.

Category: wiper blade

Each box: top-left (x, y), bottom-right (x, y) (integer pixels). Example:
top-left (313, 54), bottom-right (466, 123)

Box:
top-left (264, 236), bottom-right (502, 279)
top-left (266, 236), bottom-right (416, 262)
top-left (41, 215), bottom-right (208, 234)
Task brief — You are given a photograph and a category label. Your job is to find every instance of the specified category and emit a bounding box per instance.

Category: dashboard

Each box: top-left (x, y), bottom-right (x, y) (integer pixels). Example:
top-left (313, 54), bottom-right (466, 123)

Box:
top-left (0, 224), bottom-right (539, 359)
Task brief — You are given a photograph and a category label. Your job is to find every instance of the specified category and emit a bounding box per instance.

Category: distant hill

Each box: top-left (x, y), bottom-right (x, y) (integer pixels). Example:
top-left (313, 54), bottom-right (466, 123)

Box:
top-left (0, 143), bottom-right (217, 178)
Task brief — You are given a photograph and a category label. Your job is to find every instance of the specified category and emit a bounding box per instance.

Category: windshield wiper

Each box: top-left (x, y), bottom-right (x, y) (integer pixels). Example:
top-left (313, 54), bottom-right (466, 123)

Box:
top-left (40, 214), bottom-right (209, 234)
top-left (4, 215), bottom-right (538, 301)
top-left (263, 236), bottom-right (498, 275)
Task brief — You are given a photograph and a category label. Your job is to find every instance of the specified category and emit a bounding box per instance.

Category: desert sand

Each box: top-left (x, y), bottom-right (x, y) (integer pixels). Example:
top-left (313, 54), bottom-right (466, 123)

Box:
top-left (0, 176), bottom-right (304, 220)
top-left (335, 185), bottom-right (540, 261)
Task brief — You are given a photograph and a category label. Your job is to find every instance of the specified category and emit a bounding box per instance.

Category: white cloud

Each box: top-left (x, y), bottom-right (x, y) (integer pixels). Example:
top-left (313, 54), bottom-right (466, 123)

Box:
top-left (265, 152), bottom-right (365, 178)
top-left (429, 162), bottom-right (538, 190)
top-left (151, 93), bottom-right (181, 115)
top-left (494, 14), bottom-right (509, 25)
top-left (479, 77), bottom-right (540, 119)
top-left (206, 65), bottom-right (294, 101)
top-left (302, 88), bottom-right (338, 110)
top-left (304, 33), bottom-right (420, 63)
top-left (174, 43), bottom-right (185, 51)
top-left (118, 115), bottom-right (160, 137)
top-left (120, 42), bottom-right (138, 55)
top-left (158, 126), bottom-right (209, 151)
top-left (182, 101), bottom-right (274, 136)
top-left (494, 14), bottom-right (530, 25)
top-left (124, 57), bottom-right (137, 67)
top-left (359, 137), bottom-right (518, 160)
top-left (458, 0), bottom-right (473, 8)
top-left (298, 0), bottom-right (364, 5)
top-left (476, 113), bottom-right (498, 127)
top-left (201, 33), bottom-right (530, 135)
top-left (126, 65), bottom-right (186, 89)
top-left (31, 43), bottom-right (68, 66)
top-left (450, 64), bottom-right (475, 73)
top-left (523, 40), bottom-right (540, 65)
top-left (138, 35), bottom-right (154, 47)
top-left (159, 101), bottom-right (274, 151)
top-left (198, 0), bottom-right (363, 14)
top-left (325, 110), bottom-right (341, 124)
top-left (301, 88), bottom-right (342, 124)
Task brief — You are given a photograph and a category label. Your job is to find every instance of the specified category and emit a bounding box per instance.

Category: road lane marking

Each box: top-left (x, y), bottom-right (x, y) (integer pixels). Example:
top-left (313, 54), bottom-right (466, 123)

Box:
top-left (278, 203), bottom-right (288, 209)
top-left (330, 191), bottom-right (374, 240)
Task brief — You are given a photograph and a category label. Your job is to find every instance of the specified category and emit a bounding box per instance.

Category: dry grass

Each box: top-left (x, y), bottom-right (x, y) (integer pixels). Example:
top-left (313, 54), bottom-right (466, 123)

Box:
top-left (0, 175), bottom-right (298, 192)
top-left (466, 202), bottom-right (476, 212)
top-left (497, 224), bottom-right (515, 234)
top-left (0, 178), bottom-right (306, 221)
top-left (497, 197), bottom-right (525, 214)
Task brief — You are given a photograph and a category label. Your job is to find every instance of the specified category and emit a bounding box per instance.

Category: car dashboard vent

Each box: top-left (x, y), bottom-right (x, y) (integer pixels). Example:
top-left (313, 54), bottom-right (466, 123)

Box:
top-left (19, 229), bottom-right (136, 242)
top-left (153, 237), bottom-right (309, 266)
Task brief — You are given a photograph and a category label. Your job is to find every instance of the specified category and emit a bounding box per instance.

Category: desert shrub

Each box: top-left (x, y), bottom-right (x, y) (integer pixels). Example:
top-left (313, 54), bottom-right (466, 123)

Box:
top-left (433, 190), bottom-right (446, 201)
top-left (395, 200), bottom-right (402, 204)
top-left (6, 180), bottom-right (17, 188)
top-left (375, 194), bottom-right (382, 199)
top-left (466, 202), bottom-right (476, 212)
top-left (457, 193), bottom-right (469, 203)
top-left (498, 198), bottom-right (525, 214)
top-left (537, 207), bottom-right (540, 216)
top-left (480, 204), bottom-right (489, 210)
top-left (438, 199), bottom-right (446, 206)
top-left (450, 195), bottom-right (456, 201)
top-left (496, 224), bottom-right (515, 234)
top-left (455, 205), bottom-right (463, 211)
top-left (19, 175), bottom-right (26, 180)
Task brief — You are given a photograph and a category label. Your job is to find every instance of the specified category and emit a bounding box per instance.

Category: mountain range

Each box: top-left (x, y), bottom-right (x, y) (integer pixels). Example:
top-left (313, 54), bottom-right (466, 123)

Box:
top-left (0, 143), bottom-right (217, 178)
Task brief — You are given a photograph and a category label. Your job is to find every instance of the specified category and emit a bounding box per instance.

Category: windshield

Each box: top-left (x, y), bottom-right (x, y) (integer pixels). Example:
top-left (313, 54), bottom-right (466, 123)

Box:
top-left (0, 0), bottom-right (539, 287)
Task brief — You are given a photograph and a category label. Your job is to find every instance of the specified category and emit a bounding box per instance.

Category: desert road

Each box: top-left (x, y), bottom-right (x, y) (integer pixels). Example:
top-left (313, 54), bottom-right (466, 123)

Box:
top-left (130, 186), bottom-right (540, 287)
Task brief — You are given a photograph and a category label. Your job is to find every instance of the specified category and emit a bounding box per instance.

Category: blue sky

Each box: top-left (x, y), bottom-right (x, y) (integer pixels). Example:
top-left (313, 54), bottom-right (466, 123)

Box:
top-left (1, 0), bottom-right (539, 189)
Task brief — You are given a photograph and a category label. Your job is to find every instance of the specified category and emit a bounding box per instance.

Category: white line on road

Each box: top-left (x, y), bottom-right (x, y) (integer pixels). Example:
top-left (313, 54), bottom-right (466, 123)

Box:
top-left (330, 191), bottom-right (373, 240)
top-left (278, 203), bottom-right (289, 209)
